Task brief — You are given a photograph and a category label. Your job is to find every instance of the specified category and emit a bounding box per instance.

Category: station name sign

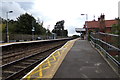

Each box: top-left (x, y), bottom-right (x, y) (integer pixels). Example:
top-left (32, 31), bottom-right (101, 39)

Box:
top-left (75, 28), bottom-right (86, 32)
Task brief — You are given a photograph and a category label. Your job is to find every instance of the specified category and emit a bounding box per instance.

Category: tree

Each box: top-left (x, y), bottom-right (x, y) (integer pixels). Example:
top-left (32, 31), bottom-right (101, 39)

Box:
top-left (15, 13), bottom-right (36, 34)
top-left (52, 20), bottom-right (68, 37)
top-left (1, 13), bottom-right (48, 35)
top-left (72, 35), bottom-right (80, 39)
top-left (8, 20), bottom-right (18, 34)
top-left (13, 13), bottom-right (47, 35)
top-left (34, 22), bottom-right (46, 35)
top-left (111, 19), bottom-right (120, 35)
top-left (0, 17), bottom-right (6, 33)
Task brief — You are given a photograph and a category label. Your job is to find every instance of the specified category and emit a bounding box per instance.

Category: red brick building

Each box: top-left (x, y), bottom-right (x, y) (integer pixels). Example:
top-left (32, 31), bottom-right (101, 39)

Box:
top-left (84, 14), bottom-right (118, 33)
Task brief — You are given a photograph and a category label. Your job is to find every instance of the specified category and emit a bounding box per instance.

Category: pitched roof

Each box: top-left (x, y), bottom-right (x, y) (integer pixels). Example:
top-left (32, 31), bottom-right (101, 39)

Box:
top-left (105, 20), bottom-right (118, 27)
top-left (85, 21), bottom-right (99, 28)
top-left (85, 20), bottom-right (118, 28)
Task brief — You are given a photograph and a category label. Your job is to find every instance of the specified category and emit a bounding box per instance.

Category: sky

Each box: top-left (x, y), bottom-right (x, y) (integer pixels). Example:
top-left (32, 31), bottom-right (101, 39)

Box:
top-left (0, 0), bottom-right (120, 36)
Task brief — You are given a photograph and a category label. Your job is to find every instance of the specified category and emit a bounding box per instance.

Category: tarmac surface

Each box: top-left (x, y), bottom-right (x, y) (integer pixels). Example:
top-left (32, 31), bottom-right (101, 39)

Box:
top-left (53, 40), bottom-right (119, 79)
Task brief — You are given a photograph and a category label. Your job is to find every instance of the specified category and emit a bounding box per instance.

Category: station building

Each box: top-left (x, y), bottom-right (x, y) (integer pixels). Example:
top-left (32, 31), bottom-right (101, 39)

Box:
top-left (83, 14), bottom-right (118, 33)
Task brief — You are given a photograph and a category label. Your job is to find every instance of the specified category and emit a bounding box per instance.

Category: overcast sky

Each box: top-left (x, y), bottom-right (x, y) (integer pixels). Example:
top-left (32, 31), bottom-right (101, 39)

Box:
top-left (1, 0), bottom-right (120, 36)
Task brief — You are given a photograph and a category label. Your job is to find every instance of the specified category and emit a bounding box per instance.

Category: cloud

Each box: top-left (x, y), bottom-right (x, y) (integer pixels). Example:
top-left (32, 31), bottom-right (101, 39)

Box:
top-left (1, 0), bottom-right (119, 36)
top-left (31, 0), bottom-right (119, 36)
top-left (31, 0), bottom-right (87, 33)
top-left (18, 2), bottom-right (34, 11)
top-left (1, 0), bottom-right (34, 2)
top-left (1, 2), bottom-right (26, 20)
top-left (117, 1), bottom-right (120, 17)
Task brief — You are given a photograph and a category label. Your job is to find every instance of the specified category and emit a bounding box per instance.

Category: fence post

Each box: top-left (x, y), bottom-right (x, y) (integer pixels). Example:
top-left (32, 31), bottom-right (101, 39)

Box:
top-left (105, 34), bottom-right (108, 58)
top-left (94, 33), bottom-right (97, 48)
top-left (118, 35), bottom-right (120, 75)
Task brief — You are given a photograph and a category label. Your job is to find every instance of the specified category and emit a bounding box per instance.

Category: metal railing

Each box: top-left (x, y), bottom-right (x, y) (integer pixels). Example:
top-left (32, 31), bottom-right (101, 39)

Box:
top-left (90, 32), bottom-right (120, 74)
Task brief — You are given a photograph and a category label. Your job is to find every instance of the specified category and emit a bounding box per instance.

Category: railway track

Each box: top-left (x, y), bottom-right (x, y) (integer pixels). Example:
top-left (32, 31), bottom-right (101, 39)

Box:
top-left (1, 41), bottom-right (67, 80)
top-left (2, 41), bottom-right (65, 65)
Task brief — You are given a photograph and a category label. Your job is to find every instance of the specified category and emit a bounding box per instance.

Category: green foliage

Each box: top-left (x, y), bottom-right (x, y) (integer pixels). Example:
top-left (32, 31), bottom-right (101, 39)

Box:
top-left (1, 24), bottom-right (6, 33)
top-left (1, 18), bottom-right (6, 33)
top-left (15, 13), bottom-right (36, 34)
top-left (34, 22), bottom-right (46, 35)
top-left (63, 30), bottom-right (68, 37)
top-left (1, 13), bottom-right (48, 35)
top-left (8, 20), bottom-right (18, 34)
top-left (111, 18), bottom-right (120, 35)
top-left (46, 29), bottom-right (52, 36)
top-left (111, 24), bottom-right (120, 35)
top-left (72, 35), bottom-right (80, 39)
top-left (88, 30), bottom-right (93, 41)
top-left (52, 20), bottom-right (68, 37)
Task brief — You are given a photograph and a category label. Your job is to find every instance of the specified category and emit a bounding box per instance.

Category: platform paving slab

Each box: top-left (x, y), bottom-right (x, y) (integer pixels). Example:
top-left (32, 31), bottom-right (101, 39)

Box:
top-left (53, 40), bottom-right (119, 79)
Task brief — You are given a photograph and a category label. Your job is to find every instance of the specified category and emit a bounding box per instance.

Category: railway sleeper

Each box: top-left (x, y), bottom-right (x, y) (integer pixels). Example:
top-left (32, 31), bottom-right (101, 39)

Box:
top-left (1, 42), bottom-right (67, 80)
top-left (31, 57), bottom-right (42, 60)
top-left (2, 72), bottom-right (13, 79)
top-left (14, 62), bottom-right (30, 67)
top-left (3, 67), bottom-right (23, 72)
top-left (3, 71), bottom-right (15, 74)
top-left (25, 59), bottom-right (37, 62)
top-left (21, 62), bottom-right (33, 65)
top-left (2, 67), bottom-right (24, 79)
top-left (13, 65), bottom-right (26, 68)
top-left (22, 60), bottom-right (36, 63)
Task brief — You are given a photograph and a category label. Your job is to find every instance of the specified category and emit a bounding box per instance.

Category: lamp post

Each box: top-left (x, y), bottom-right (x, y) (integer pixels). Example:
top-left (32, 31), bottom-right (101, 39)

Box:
top-left (46, 25), bottom-right (50, 39)
top-left (6, 11), bottom-right (13, 43)
top-left (81, 14), bottom-right (88, 40)
top-left (32, 21), bottom-right (35, 41)
top-left (32, 27), bottom-right (35, 40)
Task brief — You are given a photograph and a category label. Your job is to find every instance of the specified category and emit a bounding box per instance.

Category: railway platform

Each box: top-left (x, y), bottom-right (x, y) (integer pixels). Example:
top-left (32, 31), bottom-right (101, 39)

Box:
top-left (53, 40), bottom-right (119, 79)
top-left (23, 39), bottom-right (119, 79)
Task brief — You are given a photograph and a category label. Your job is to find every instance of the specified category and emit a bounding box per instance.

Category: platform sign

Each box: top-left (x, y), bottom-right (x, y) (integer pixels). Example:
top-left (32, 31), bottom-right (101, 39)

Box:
top-left (75, 28), bottom-right (86, 33)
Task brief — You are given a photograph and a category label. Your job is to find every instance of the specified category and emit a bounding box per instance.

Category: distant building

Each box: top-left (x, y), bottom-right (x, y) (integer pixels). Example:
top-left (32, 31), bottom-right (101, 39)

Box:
top-left (84, 14), bottom-right (118, 33)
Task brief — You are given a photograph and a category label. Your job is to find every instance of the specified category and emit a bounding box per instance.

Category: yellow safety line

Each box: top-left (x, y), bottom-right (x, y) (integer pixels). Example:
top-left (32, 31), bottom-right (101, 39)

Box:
top-left (31, 69), bottom-right (40, 76)
top-left (39, 65), bottom-right (43, 78)
top-left (53, 51), bottom-right (61, 58)
top-left (52, 55), bottom-right (57, 60)
top-left (54, 55), bottom-right (59, 57)
top-left (41, 66), bottom-right (50, 71)
top-left (25, 51), bottom-right (61, 79)
top-left (33, 78), bottom-right (37, 80)
top-left (28, 65), bottom-right (49, 78)
top-left (27, 65), bottom-right (43, 78)
top-left (42, 62), bottom-right (48, 65)
top-left (49, 55), bottom-right (57, 63)
top-left (57, 51), bottom-right (61, 56)
top-left (26, 75), bottom-right (30, 80)
top-left (22, 39), bottom-right (77, 79)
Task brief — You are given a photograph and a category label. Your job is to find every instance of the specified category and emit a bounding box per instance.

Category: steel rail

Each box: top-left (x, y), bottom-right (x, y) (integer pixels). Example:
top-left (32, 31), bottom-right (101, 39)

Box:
top-left (1, 44), bottom-right (64, 80)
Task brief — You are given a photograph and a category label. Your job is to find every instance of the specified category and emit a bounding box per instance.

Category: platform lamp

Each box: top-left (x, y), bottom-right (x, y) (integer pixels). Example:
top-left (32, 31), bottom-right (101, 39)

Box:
top-left (81, 14), bottom-right (88, 40)
top-left (6, 11), bottom-right (13, 43)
